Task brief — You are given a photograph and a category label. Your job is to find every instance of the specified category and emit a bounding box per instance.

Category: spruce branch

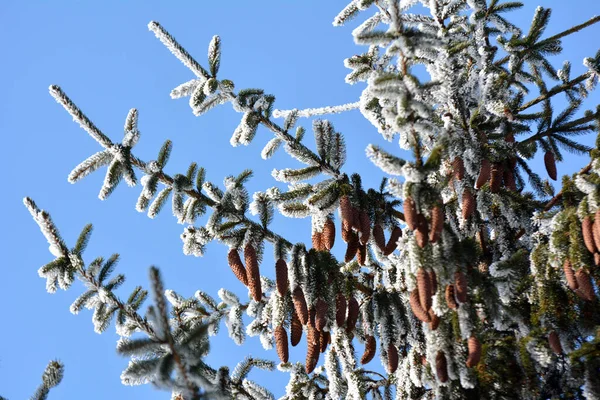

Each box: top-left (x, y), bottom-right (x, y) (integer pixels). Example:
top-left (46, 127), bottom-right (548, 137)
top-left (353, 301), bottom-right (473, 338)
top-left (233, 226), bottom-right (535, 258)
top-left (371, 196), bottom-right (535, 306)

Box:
top-left (30, 360), bottom-right (64, 400)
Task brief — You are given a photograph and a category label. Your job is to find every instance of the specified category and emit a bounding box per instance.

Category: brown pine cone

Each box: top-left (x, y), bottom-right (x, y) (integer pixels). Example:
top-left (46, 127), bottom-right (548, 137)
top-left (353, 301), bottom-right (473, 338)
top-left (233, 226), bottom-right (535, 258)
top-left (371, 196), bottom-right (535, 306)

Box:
top-left (320, 331), bottom-right (330, 353)
top-left (462, 189), bottom-right (475, 220)
top-left (335, 293), bottom-right (347, 327)
top-left (244, 244), bottom-right (262, 302)
top-left (490, 163), bottom-right (503, 193)
top-left (312, 231), bottom-right (324, 251)
top-left (388, 344), bottom-right (399, 373)
top-left (357, 243), bottom-right (367, 266)
top-left (323, 218), bottom-right (336, 250)
top-left (351, 207), bottom-right (361, 231)
top-left (582, 216), bottom-right (597, 254)
top-left (359, 210), bottom-right (371, 245)
top-left (563, 259), bottom-right (578, 290)
top-left (544, 151), bottom-right (557, 181)
top-left (274, 325), bottom-right (289, 363)
top-left (594, 211), bottom-right (600, 249)
top-left (436, 351), bottom-right (449, 383)
top-left (404, 197), bottom-right (418, 231)
top-left (228, 248), bottom-right (248, 286)
top-left (275, 259), bottom-right (288, 296)
top-left (361, 335), bottom-right (376, 365)
top-left (429, 270), bottom-right (438, 294)
top-left (475, 159), bottom-right (491, 189)
top-left (466, 336), bottom-right (482, 367)
top-left (430, 206), bottom-right (444, 243)
top-left (340, 195), bottom-right (354, 228)
top-left (595, 253), bottom-right (600, 267)
top-left (305, 326), bottom-right (320, 374)
top-left (417, 268), bottom-right (432, 311)
top-left (345, 232), bottom-right (359, 263)
top-left (445, 284), bottom-right (459, 310)
top-left (291, 309), bottom-right (303, 346)
top-left (503, 168), bottom-right (517, 192)
top-left (341, 218), bottom-right (353, 243)
top-left (505, 132), bottom-right (515, 143)
top-left (308, 306), bottom-right (317, 328)
top-left (453, 157), bottom-right (465, 181)
top-left (384, 227), bottom-right (402, 255)
top-left (373, 224), bottom-right (386, 252)
top-left (429, 309), bottom-right (440, 330)
top-left (292, 287), bottom-right (309, 325)
top-left (346, 296), bottom-right (360, 332)
top-left (415, 214), bottom-right (429, 248)
top-left (575, 269), bottom-right (595, 301)
top-left (315, 298), bottom-right (328, 331)
top-left (409, 289), bottom-right (432, 323)
top-left (548, 331), bottom-right (562, 354)
top-left (454, 271), bottom-right (468, 303)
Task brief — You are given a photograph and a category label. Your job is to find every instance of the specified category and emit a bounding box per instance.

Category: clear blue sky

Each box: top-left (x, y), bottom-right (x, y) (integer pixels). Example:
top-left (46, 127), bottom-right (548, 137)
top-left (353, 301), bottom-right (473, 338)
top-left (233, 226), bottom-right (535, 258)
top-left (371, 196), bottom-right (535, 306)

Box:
top-left (1, 1), bottom-right (600, 399)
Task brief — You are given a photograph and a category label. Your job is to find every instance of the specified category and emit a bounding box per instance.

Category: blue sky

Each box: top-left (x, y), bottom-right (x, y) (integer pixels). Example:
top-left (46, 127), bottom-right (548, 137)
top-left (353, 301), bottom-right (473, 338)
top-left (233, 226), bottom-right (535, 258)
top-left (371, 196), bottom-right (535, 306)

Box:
top-left (1, 1), bottom-right (600, 399)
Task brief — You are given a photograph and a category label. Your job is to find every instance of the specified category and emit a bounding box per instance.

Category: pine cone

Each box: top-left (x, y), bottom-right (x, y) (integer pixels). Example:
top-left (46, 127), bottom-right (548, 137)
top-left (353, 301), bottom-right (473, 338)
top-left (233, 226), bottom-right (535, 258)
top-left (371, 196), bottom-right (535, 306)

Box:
top-left (563, 259), bottom-right (578, 290)
top-left (361, 335), bottom-right (376, 365)
top-left (315, 298), bottom-right (328, 331)
top-left (445, 284), bottom-right (458, 309)
top-left (594, 211), bottom-right (600, 249)
top-left (305, 326), bottom-right (320, 374)
top-left (503, 168), bottom-right (517, 192)
top-left (340, 195), bottom-right (354, 228)
top-left (345, 232), bottom-right (359, 263)
top-left (475, 159), bottom-right (491, 189)
top-left (346, 296), bottom-right (360, 332)
top-left (245, 244), bottom-right (262, 302)
top-left (466, 336), bottom-right (482, 367)
top-left (388, 344), bottom-right (399, 373)
top-left (373, 224), bottom-right (386, 252)
top-left (548, 331), bottom-right (562, 354)
top-left (351, 207), bottom-right (361, 231)
top-left (308, 306), bottom-right (316, 328)
top-left (430, 206), bottom-right (444, 243)
top-left (409, 289), bottom-right (432, 323)
top-left (335, 293), bottom-right (347, 327)
top-left (384, 227), bottom-right (402, 255)
top-left (323, 218), bottom-right (336, 250)
top-left (292, 287), bottom-right (309, 325)
top-left (582, 216), bottom-right (597, 254)
top-left (462, 189), bottom-right (475, 220)
top-left (429, 270), bottom-right (438, 294)
top-left (453, 157), bottom-right (465, 181)
top-left (544, 151), bottom-right (557, 181)
top-left (228, 248), bottom-right (248, 286)
top-left (490, 163), bottom-right (502, 193)
top-left (436, 351), bottom-right (449, 383)
top-left (404, 196), bottom-right (418, 231)
top-left (454, 271), bottom-right (468, 303)
top-left (575, 269), bottom-right (595, 301)
top-left (274, 325), bottom-right (289, 363)
top-left (359, 210), bottom-right (371, 245)
top-left (357, 243), bottom-right (367, 266)
top-left (275, 259), bottom-right (288, 296)
top-left (291, 309), bottom-right (303, 346)
top-left (342, 218), bottom-right (353, 243)
top-left (312, 231), bottom-right (324, 251)
top-left (415, 214), bottom-right (429, 248)
top-left (417, 268), bottom-right (432, 311)
top-left (429, 309), bottom-right (440, 330)
top-left (595, 253), bottom-right (600, 267)
top-left (320, 330), bottom-right (330, 353)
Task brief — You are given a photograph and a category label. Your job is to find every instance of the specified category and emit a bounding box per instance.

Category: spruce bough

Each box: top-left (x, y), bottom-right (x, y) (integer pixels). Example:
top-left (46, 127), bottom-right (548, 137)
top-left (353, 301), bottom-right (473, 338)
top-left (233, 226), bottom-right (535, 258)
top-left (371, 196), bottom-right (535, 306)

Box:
top-left (22, 2), bottom-right (600, 399)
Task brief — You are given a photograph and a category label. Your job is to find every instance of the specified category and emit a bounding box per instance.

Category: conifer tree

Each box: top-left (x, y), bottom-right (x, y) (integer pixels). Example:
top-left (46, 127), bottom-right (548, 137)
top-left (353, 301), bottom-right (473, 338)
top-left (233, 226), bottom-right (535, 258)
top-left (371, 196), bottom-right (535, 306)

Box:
top-left (22, 1), bottom-right (600, 399)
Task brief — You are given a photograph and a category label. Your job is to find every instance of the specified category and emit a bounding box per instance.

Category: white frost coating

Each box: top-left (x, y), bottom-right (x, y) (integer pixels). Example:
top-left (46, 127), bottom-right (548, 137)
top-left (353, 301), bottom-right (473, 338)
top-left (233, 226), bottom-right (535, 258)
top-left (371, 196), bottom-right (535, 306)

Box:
top-left (170, 79), bottom-right (201, 99)
top-left (273, 102), bottom-right (360, 119)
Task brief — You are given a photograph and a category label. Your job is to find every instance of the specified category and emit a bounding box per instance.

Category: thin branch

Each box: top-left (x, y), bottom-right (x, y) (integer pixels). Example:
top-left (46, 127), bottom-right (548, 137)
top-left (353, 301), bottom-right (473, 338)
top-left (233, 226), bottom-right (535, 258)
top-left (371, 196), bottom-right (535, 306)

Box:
top-left (272, 102), bottom-right (360, 119)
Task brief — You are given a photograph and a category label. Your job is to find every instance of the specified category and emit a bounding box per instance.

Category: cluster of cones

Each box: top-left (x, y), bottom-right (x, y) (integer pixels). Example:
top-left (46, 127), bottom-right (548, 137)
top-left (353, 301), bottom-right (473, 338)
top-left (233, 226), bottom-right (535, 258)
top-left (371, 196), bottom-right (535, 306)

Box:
top-left (403, 197), bottom-right (444, 247)
top-left (227, 244), bottom-right (262, 301)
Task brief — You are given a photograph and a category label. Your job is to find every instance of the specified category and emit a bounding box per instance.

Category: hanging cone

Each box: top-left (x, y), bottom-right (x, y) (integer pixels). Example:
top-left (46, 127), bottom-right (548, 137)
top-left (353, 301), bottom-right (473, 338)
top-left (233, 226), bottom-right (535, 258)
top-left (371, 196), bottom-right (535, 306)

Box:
top-left (435, 351), bottom-right (449, 383)
top-left (594, 211), bottom-right (600, 249)
top-left (274, 325), bottom-right (289, 363)
top-left (323, 218), bottom-right (336, 250)
top-left (305, 326), bottom-right (320, 374)
top-left (453, 157), bottom-right (465, 180)
top-left (342, 218), bottom-right (353, 243)
top-left (466, 336), bottom-right (482, 367)
top-left (388, 344), bottom-right (399, 373)
top-left (409, 289), bottom-right (431, 323)
top-left (351, 207), bottom-right (361, 231)
top-left (417, 268), bottom-right (432, 311)
top-left (345, 232), bottom-right (360, 263)
top-left (454, 271), bottom-right (468, 303)
top-left (244, 244), bottom-right (262, 301)
top-left (595, 253), bottom-right (600, 267)
top-left (335, 293), bottom-right (347, 327)
top-left (320, 331), bottom-right (330, 353)
top-left (292, 287), bottom-right (309, 325)
top-left (548, 331), bottom-right (563, 354)
top-left (544, 151), bottom-right (557, 181)
top-left (312, 231), bottom-right (324, 251)
top-left (340, 195), bottom-right (354, 228)
top-left (308, 306), bottom-right (317, 328)
top-left (275, 259), bottom-right (288, 296)
top-left (404, 197), bottom-right (418, 230)
top-left (490, 163), bottom-right (502, 193)
top-left (359, 210), bottom-right (371, 245)
top-left (361, 335), bottom-right (376, 365)
top-left (462, 190), bottom-right (475, 220)
top-left (445, 284), bottom-right (459, 309)
top-left (290, 309), bottom-right (303, 346)
top-left (228, 248), bottom-right (248, 286)
top-left (582, 216), bottom-right (597, 254)
top-left (575, 269), bottom-right (595, 301)
top-left (415, 214), bottom-right (429, 248)
top-left (315, 298), bottom-right (328, 331)
top-left (384, 227), bottom-right (402, 255)
top-left (563, 259), bottom-right (578, 290)
top-left (373, 224), bottom-right (386, 252)
top-left (430, 205), bottom-right (444, 243)
top-left (503, 168), bottom-right (517, 192)
top-left (429, 309), bottom-right (440, 330)
top-left (357, 243), bottom-right (367, 266)
top-left (346, 296), bottom-right (360, 333)
top-left (505, 132), bottom-right (515, 143)
top-left (429, 270), bottom-right (438, 294)
top-left (475, 159), bottom-right (491, 189)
